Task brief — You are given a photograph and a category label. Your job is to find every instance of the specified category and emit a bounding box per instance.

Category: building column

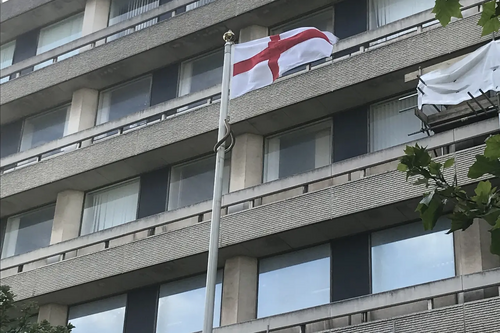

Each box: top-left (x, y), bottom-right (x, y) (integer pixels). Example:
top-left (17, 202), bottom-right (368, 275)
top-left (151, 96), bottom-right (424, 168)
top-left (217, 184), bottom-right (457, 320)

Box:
top-left (82, 0), bottom-right (111, 36)
top-left (220, 256), bottom-right (258, 325)
top-left (51, 190), bottom-right (85, 245)
top-left (67, 88), bottom-right (99, 135)
top-left (238, 25), bottom-right (268, 43)
top-left (38, 304), bottom-right (68, 326)
top-left (230, 133), bottom-right (263, 192)
top-left (454, 219), bottom-right (500, 300)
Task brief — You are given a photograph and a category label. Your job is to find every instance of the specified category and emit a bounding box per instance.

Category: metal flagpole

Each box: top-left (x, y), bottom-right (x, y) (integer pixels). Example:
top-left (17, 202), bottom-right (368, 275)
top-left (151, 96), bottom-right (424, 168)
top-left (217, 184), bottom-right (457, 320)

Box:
top-left (202, 30), bottom-right (235, 333)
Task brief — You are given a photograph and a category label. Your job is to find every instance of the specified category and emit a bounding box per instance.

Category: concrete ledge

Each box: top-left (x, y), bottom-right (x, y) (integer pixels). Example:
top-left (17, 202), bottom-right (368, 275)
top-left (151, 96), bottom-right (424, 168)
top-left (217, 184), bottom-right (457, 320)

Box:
top-left (0, 13), bottom-right (491, 203)
top-left (0, 145), bottom-right (488, 300)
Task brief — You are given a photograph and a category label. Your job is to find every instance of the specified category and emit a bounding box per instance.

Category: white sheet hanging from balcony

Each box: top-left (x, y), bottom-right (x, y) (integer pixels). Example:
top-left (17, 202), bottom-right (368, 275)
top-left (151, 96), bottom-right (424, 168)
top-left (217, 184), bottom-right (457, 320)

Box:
top-left (418, 40), bottom-right (500, 109)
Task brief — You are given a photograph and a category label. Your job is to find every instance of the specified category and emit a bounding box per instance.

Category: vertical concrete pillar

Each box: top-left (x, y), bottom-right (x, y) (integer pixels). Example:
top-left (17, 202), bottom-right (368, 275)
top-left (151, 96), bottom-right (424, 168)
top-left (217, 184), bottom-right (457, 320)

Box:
top-left (67, 88), bottom-right (99, 135)
top-left (238, 25), bottom-right (268, 43)
top-left (454, 219), bottom-right (500, 300)
top-left (220, 256), bottom-right (258, 325)
top-left (229, 133), bottom-right (263, 192)
top-left (51, 190), bottom-right (85, 244)
top-left (38, 304), bottom-right (68, 326)
top-left (82, 0), bottom-right (112, 36)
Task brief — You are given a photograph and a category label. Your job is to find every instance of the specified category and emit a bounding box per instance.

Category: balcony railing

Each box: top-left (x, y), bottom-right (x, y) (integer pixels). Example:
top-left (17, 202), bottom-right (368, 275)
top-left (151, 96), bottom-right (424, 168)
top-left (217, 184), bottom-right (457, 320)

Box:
top-left (0, 0), bottom-right (216, 81)
top-left (0, 0), bottom-right (488, 173)
top-left (1, 117), bottom-right (497, 275)
top-left (214, 268), bottom-right (500, 333)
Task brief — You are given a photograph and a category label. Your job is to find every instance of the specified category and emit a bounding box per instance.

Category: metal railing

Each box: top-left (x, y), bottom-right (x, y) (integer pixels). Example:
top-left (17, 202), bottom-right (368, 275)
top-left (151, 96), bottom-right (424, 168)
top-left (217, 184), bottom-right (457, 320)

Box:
top-left (0, 0), bottom-right (487, 172)
top-left (1, 117), bottom-right (497, 274)
top-left (0, 0), bottom-right (216, 81)
top-left (213, 268), bottom-right (500, 333)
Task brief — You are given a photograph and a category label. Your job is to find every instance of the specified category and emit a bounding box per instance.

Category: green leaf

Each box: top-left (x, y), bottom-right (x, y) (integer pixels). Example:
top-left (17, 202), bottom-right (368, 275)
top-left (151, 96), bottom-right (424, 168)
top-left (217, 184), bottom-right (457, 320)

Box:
top-left (414, 146), bottom-right (432, 167)
top-left (468, 155), bottom-right (500, 179)
top-left (443, 158), bottom-right (455, 169)
top-left (429, 161), bottom-right (442, 175)
top-left (478, 1), bottom-right (500, 36)
top-left (473, 180), bottom-right (493, 205)
top-left (483, 209), bottom-right (500, 227)
top-left (417, 193), bottom-right (444, 230)
top-left (397, 163), bottom-right (408, 172)
top-left (449, 211), bottom-right (474, 232)
top-left (433, 0), bottom-right (463, 27)
top-left (413, 178), bottom-right (429, 186)
top-left (490, 228), bottom-right (500, 256)
top-left (484, 134), bottom-right (500, 159)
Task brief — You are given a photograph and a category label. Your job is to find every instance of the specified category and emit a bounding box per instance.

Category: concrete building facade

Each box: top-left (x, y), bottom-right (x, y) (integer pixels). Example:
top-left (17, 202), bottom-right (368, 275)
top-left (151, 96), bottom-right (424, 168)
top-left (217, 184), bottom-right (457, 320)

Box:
top-left (0, 0), bottom-right (499, 332)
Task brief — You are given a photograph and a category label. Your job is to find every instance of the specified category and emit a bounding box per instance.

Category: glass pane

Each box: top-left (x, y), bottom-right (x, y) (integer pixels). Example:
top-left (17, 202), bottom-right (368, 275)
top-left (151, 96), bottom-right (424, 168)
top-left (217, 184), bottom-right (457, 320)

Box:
top-left (185, 0), bottom-right (215, 11)
top-left (81, 179), bottom-right (140, 235)
top-left (271, 9), bottom-right (334, 34)
top-left (371, 218), bottom-right (455, 293)
top-left (264, 121), bottom-right (331, 182)
top-left (1, 40), bottom-right (15, 70)
top-left (258, 244), bottom-right (331, 318)
top-left (68, 295), bottom-right (127, 333)
top-left (156, 272), bottom-right (222, 333)
top-left (97, 77), bottom-right (152, 125)
top-left (179, 51), bottom-right (223, 96)
top-left (20, 106), bottom-right (69, 151)
top-left (35, 13), bottom-right (84, 70)
top-left (1, 205), bottom-right (55, 258)
top-left (369, 0), bottom-right (435, 29)
top-left (168, 155), bottom-right (230, 210)
top-left (370, 95), bottom-right (427, 152)
top-left (109, 0), bottom-right (159, 25)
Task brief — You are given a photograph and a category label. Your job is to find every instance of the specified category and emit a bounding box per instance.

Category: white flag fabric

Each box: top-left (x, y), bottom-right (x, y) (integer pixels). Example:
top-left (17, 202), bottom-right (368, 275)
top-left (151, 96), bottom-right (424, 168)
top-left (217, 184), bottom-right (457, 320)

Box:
top-left (418, 40), bottom-right (500, 109)
top-left (231, 27), bottom-right (339, 99)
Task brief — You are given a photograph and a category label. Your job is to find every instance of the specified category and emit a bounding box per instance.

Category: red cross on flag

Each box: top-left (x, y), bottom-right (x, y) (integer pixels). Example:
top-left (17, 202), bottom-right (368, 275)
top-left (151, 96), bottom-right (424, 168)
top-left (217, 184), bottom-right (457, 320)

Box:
top-left (231, 27), bottom-right (338, 99)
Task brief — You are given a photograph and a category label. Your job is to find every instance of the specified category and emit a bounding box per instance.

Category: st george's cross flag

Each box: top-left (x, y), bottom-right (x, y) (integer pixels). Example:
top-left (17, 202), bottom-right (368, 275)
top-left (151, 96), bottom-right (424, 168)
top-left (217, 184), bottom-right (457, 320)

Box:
top-left (231, 27), bottom-right (338, 99)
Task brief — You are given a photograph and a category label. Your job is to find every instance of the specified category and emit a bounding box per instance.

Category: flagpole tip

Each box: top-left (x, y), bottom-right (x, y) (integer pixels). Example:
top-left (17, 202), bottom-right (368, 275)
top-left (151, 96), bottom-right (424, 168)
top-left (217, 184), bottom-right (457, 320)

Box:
top-left (223, 30), bottom-right (235, 43)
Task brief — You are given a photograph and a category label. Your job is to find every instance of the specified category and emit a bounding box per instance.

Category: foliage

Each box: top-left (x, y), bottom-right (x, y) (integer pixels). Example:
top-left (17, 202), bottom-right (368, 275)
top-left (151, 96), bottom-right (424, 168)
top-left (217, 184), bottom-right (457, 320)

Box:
top-left (433, 0), bottom-right (500, 36)
top-left (398, 135), bottom-right (500, 256)
top-left (0, 285), bottom-right (74, 333)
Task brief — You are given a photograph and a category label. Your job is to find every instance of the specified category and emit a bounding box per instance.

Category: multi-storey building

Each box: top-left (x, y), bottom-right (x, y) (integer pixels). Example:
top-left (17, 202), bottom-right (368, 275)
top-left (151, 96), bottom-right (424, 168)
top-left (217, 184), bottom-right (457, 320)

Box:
top-left (0, 0), bottom-right (499, 332)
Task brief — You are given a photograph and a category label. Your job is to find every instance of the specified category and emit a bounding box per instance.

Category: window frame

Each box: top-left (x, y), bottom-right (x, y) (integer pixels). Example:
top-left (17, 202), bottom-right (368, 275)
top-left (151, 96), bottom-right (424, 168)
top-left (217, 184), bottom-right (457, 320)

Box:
top-left (269, 7), bottom-right (335, 35)
top-left (177, 49), bottom-right (224, 97)
top-left (96, 75), bottom-right (153, 125)
top-left (263, 118), bottom-right (333, 182)
top-left (80, 177), bottom-right (141, 236)
top-left (19, 104), bottom-right (71, 153)
top-left (1, 204), bottom-right (56, 259)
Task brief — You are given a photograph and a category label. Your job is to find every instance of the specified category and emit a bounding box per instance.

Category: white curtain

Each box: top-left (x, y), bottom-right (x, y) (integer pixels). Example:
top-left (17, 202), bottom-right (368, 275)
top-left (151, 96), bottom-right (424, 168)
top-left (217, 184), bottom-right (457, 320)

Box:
top-left (186, 0), bottom-right (214, 11)
top-left (0, 40), bottom-right (15, 84)
top-left (81, 179), bottom-right (140, 235)
top-left (108, 0), bottom-right (159, 41)
top-left (35, 13), bottom-right (84, 70)
top-left (370, 95), bottom-right (427, 152)
top-left (369, 0), bottom-right (436, 29)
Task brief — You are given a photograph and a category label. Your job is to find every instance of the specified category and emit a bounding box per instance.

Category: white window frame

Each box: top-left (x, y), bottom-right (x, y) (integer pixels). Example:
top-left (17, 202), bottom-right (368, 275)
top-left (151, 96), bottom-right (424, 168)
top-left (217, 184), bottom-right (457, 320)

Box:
top-left (178, 49), bottom-right (224, 97)
top-left (1, 205), bottom-right (55, 259)
top-left (0, 40), bottom-right (16, 84)
top-left (96, 75), bottom-right (153, 125)
top-left (80, 178), bottom-right (140, 236)
top-left (263, 119), bottom-right (333, 182)
top-left (270, 8), bottom-right (335, 35)
top-left (19, 105), bottom-right (71, 152)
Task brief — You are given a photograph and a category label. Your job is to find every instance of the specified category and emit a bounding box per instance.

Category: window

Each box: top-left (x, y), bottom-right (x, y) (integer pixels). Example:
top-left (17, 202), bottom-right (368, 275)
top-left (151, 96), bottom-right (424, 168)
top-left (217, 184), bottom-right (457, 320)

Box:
top-left (258, 244), bottom-right (331, 318)
top-left (20, 105), bottom-right (70, 152)
top-left (178, 50), bottom-right (223, 96)
top-left (0, 40), bottom-right (15, 83)
top-left (97, 76), bottom-right (152, 125)
top-left (264, 120), bottom-right (332, 182)
top-left (371, 219), bottom-right (455, 293)
top-left (35, 13), bottom-right (84, 70)
top-left (108, 0), bottom-right (159, 41)
top-left (156, 272), bottom-right (222, 333)
top-left (1, 205), bottom-right (55, 259)
top-left (68, 295), bottom-right (127, 333)
top-left (185, 0), bottom-right (215, 11)
top-left (369, 95), bottom-right (429, 152)
top-left (369, 0), bottom-right (435, 29)
top-left (81, 179), bottom-right (140, 235)
top-left (271, 9), bottom-right (334, 35)
top-left (168, 155), bottom-right (230, 210)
